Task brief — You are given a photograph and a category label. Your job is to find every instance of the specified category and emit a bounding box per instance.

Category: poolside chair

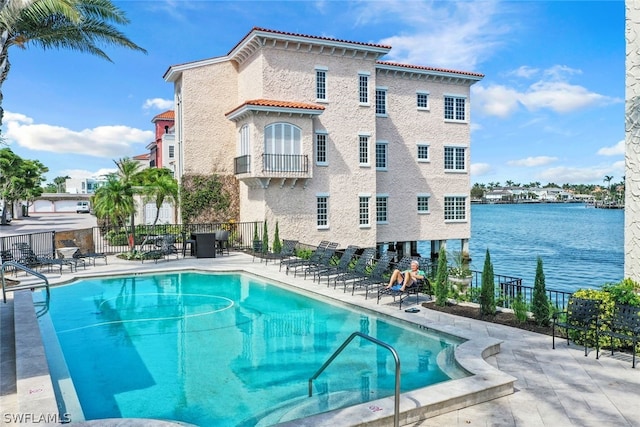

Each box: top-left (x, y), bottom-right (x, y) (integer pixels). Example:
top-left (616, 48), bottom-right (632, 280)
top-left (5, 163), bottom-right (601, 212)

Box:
top-left (314, 245), bottom-right (360, 286)
top-left (280, 240), bottom-right (330, 273)
top-left (13, 242), bottom-right (73, 274)
top-left (215, 230), bottom-right (230, 256)
top-left (552, 296), bottom-right (602, 357)
top-left (377, 257), bottom-right (430, 309)
top-left (352, 251), bottom-right (394, 298)
top-left (142, 235), bottom-right (179, 263)
top-left (295, 242), bottom-right (339, 278)
top-left (332, 247), bottom-right (376, 291)
top-left (275, 240), bottom-right (299, 270)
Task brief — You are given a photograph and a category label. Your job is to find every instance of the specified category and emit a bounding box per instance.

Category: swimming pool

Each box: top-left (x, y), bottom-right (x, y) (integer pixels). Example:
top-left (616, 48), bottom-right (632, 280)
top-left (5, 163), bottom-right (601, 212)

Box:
top-left (38, 271), bottom-right (469, 426)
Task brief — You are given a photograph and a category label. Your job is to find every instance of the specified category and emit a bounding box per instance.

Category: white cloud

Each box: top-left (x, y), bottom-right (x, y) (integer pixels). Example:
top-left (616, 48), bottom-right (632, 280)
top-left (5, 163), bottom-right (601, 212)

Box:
top-left (538, 162), bottom-right (625, 185)
top-left (143, 98), bottom-right (174, 110)
top-left (507, 156), bottom-right (558, 167)
top-left (597, 140), bottom-right (625, 156)
top-left (474, 64), bottom-right (621, 117)
top-left (470, 162), bottom-right (493, 177)
top-left (59, 168), bottom-right (117, 180)
top-left (3, 111), bottom-right (154, 158)
top-left (354, 1), bottom-right (511, 70)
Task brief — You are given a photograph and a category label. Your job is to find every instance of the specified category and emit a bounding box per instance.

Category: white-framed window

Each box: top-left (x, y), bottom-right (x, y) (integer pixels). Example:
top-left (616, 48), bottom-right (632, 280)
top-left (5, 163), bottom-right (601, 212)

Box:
top-left (444, 146), bottom-right (466, 171)
top-left (444, 195), bottom-right (467, 221)
top-left (317, 194), bottom-right (329, 228)
top-left (359, 133), bottom-right (370, 167)
top-left (168, 145), bottom-right (175, 159)
top-left (417, 194), bottom-right (430, 214)
top-left (264, 123), bottom-right (302, 171)
top-left (315, 131), bottom-right (327, 166)
top-left (359, 72), bottom-right (370, 105)
top-left (376, 194), bottom-right (388, 224)
top-left (417, 91), bottom-right (429, 110)
top-left (444, 95), bottom-right (466, 121)
top-left (316, 67), bottom-right (328, 101)
top-left (417, 144), bottom-right (429, 162)
top-left (239, 124), bottom-right (250, 156)
top-left (375, 141), bottom-right (388, 170)
top-left (359, 195), bottom-right (370, 227)
top-left (375, 87), bottom-right (387, 116)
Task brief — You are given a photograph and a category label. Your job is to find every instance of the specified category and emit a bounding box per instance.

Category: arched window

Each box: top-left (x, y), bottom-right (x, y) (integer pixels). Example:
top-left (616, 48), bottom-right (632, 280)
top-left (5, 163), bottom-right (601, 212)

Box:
top-left (264, 123), bottom-right (302, 171)
top-left (238, 124), bottom-right (250, 156)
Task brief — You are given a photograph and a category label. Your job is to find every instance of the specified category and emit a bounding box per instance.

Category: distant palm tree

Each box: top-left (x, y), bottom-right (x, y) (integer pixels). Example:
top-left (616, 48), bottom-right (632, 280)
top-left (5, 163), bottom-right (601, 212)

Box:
top-left (0, 0), bottom-right (146, 128)
top-left (53, 175), bottom-right (70, 193)
top-left (93, 173), bottom-right (132, 228)
top-left (137, 167), bottom-right (178, 226)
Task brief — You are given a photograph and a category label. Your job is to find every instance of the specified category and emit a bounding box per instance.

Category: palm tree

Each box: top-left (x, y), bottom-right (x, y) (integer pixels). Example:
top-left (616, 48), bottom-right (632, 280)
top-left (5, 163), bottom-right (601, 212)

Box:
top-left (137, 167), bottom-right (178, 226)
top-left (92, 173), bottom-right (132, 228)
top-left (53, 175), bottom-right (70, 193)
top-left (0, 0), bottom-right (146, 128)
top-left (115, 157), bottom-right (142, 249)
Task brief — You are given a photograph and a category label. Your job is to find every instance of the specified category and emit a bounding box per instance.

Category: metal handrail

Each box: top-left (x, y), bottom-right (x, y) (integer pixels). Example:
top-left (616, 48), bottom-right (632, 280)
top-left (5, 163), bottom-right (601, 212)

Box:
top-left (308, 331), bottom-right (401, 427)
top-left (1, 261), bottom-right (50, 303)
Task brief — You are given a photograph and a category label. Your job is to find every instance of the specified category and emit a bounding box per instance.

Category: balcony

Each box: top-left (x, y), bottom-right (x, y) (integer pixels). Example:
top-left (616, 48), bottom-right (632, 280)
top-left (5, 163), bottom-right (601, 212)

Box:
top-left (234, 154), bottom-right (311, 189)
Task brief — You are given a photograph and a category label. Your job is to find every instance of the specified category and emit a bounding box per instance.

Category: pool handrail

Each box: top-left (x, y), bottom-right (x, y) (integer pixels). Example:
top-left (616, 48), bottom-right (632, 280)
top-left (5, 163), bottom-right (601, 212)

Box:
top-left (1, 261), bottom-right (50, 303)
top-left (308, 331), bottom-right (400, 427)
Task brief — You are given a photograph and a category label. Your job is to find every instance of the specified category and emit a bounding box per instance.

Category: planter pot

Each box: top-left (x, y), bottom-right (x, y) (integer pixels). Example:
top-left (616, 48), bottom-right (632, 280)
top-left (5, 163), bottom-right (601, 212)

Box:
top-left (449, 276), bottom-right (472, 293)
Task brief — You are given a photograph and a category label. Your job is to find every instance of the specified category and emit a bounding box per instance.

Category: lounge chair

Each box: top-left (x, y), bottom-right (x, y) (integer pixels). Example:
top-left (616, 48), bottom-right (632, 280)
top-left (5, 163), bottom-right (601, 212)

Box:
top-left (313, 245), bottom-right (359, 286)
top-left (352, 251), bottom-right (394, 298)
top-left (280, 241), bottom-right (331, 273)
top-left (59, 239), bottom-right (107, 266)
top-left (294, 243), bottom-right (339, 278)
top-left (377, 257), bottom-right (431, 309)
top-left (260, 239), bottom-right (298, 266)
top-left (13, 242), bottom-right (74, 274)
top-left (332, 247), bottom-right (376, 291)
top-left (142, 235), bottom-right (179, 263)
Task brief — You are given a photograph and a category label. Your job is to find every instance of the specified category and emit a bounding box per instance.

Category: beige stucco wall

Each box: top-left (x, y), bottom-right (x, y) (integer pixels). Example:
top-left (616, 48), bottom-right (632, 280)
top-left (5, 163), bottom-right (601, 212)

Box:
top-left (181, 61), bottom-right (238, 176)
top-left (626, 1), bottom-right (640, 281)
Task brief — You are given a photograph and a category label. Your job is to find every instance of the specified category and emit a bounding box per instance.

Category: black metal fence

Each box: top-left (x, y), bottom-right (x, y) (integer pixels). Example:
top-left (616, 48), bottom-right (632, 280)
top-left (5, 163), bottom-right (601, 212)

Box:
top-left (0, 223), bottom-right (574, 310)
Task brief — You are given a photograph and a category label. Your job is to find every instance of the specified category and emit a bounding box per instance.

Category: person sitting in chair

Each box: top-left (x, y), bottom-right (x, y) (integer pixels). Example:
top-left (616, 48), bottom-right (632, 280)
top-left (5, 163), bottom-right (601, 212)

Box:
top-left (384, 260), bottom-right (425, 292)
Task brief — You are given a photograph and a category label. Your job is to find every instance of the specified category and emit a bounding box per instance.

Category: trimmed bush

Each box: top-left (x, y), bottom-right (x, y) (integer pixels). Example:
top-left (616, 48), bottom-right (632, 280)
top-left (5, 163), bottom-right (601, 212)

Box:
top-left (434, 246), bottom-right (449, 306)
top-left (480, 249), bottom-right (495, 315)
top-left (532, 257), bottom-right (551, 326)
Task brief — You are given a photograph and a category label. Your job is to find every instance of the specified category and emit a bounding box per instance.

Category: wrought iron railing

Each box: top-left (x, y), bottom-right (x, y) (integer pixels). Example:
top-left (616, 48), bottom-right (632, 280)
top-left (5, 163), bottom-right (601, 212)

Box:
top-left (234, 155), bottom-right (250, 174)
top-left (262, 154), bottom-right (309, 174)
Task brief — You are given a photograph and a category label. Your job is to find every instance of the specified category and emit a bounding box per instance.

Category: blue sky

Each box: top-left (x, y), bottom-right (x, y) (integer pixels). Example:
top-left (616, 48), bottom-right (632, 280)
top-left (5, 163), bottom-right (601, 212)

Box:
top-left (2, 0), bottom-right (625, 187)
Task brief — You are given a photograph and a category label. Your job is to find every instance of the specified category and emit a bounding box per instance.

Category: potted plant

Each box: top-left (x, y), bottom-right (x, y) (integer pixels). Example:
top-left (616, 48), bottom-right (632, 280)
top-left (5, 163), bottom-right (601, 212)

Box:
top-left (448, 251), bottom-right (472, 292)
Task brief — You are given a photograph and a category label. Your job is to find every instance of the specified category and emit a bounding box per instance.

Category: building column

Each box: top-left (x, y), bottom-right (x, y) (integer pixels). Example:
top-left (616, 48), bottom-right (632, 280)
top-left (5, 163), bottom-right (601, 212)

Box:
top-left (626, 1), bottom-right (640, 281)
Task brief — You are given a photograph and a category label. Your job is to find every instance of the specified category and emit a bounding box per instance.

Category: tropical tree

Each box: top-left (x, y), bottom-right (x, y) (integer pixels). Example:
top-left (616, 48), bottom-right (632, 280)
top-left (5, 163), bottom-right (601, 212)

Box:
top-left (0, 0), bottom-right (147, 129)
top-left (0, 148), bottom-right (47, 223)
top-left (53, 175), bottom-right (70, 193)
top-left (91, 173), bottom-right (131, 227)
top-left (136, 167), bottom-right (178, 226)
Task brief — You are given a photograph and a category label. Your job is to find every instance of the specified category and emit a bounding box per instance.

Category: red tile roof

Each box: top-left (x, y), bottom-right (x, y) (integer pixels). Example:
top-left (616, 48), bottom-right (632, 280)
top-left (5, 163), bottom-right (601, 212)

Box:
top-left (226, 99), bottom-right (326, 117)
top-left (133, 153), bottom-right (150, 160)
top-left (376, 61), bottom-right (484, 78)
top-left (152, 110), bottom-right (175, 121)
top-left (228, 27), bottom-right (392, 55)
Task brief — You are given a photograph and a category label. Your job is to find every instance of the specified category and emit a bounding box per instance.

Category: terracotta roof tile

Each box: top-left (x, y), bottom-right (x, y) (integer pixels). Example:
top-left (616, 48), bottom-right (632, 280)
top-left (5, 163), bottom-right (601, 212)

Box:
top-left (226, 99), bottom-right (325, 117)
top-left (152, 110), bottom-right (174, 121)
top-left (228, 27), bottom-right (392, 55)
top-left (133, 153), bottom-right (150, 160)
top-left (376, 61), bottom-right (484, 78)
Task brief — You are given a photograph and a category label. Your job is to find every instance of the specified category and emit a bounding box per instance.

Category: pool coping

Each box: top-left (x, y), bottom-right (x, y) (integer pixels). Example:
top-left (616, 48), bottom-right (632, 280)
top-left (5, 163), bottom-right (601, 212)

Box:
top-left (12, 257), bottom-right (516, 426)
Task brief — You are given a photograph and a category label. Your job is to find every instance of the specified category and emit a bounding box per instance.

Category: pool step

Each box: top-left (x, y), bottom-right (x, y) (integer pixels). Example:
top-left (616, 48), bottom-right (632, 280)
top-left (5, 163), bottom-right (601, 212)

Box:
top-left (253, 389), bottom-right (383, 426)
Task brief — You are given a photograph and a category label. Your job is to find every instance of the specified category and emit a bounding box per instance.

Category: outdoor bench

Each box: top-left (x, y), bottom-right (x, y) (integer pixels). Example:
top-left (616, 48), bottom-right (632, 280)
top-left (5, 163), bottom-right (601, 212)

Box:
top-left (552, 296), bottom-right (602, 358)
top-left (601, 304), bottom-right (640, 368)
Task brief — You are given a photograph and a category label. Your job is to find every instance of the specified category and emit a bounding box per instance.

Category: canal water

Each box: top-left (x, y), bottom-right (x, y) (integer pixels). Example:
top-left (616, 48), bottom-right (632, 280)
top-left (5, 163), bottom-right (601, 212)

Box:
top-left (420, 203), bottom-right (624, 294)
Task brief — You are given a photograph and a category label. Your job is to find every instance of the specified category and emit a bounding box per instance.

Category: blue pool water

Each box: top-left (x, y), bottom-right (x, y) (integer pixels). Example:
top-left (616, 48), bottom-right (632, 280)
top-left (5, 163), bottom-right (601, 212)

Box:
top-left (39, 272), bottom-right (467, 426)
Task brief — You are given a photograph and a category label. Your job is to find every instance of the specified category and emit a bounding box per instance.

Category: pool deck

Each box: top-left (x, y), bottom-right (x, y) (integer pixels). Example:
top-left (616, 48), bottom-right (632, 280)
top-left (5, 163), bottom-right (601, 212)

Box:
top-left (1, 252), bottom-right (639, 426)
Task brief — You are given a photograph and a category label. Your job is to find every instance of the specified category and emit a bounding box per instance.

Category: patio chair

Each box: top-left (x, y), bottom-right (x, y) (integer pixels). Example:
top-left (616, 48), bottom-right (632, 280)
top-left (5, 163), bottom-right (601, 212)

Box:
top-left (377, 257), bottom-right (430, 309)
top-left (142, 235), bottom-right (179, 263)
top-left (274, 240), bottom-right (299, 270)
top-left (552, 296), bottom-right (602, 357)
top-left (313, 245), bottom-right (359, 286)
top-left (73, 248), bottom-right (107, 266)
top-left (601, 303), bottom-right (640, 368)
top-left (280, 241), bottom-right (330, 273)
top-left (294, 242), bottom-right (339, 278)
top-left (13, 242), bottom-right (73, 274)
top-left (352, 252), bottom-right (394, 298)
top-left (215, 230), bottom-right (230, 256)
top-left (332, 247), bottom-right (376, 291)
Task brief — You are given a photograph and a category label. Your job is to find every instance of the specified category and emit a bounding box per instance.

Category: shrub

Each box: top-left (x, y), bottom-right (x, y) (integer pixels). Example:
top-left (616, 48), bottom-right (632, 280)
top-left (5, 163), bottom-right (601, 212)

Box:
top-left (602, 278), bottom-right (640, 306)
top-left (434, 246), bottom-right (449, 306)
top-left (512, 293), bottom-right (528, 323)
top-left (272, 221), bottom-right (282, 254)
top-left (262, 220), bottom-right (269, 253)
top-left (532, 257), bottom-right (550, 326)
top-left (480, 249), bottom-right (495, 315)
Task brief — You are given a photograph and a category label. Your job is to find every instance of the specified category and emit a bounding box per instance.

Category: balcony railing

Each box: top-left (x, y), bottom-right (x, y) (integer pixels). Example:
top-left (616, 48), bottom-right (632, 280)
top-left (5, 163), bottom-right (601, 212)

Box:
top-left (235, 155), bottom-right (251, 174)
top-left (262, 154), bottom-right (308, 174)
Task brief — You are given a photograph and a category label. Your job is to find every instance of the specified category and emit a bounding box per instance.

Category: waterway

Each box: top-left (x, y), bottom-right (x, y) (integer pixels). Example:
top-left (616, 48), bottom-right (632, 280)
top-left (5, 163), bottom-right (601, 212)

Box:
top-left (422, 203), bottom-right (624, 294)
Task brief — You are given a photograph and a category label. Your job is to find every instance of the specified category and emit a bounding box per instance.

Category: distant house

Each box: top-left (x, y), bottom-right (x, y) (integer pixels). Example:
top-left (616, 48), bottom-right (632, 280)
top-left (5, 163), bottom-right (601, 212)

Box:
top-left (485, 189), bottom-right (512, 203)
top-left (163, 27), bottom-right (483, 255)
top-left (146, 110), bottom-right (177, 175)
top-left (65, 176), bottom-right (108, 194)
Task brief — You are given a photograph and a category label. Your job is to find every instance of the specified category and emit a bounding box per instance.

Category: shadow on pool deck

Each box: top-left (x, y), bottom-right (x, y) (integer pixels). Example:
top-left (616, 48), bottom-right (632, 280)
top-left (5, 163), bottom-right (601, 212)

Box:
top-left (1, 252), bottom-right (639, 426)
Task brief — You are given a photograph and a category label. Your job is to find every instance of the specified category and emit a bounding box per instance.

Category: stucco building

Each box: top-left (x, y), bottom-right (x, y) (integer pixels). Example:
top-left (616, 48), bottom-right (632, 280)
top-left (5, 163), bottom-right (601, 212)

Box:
top-left (163, 27), bottom-right (483, 256)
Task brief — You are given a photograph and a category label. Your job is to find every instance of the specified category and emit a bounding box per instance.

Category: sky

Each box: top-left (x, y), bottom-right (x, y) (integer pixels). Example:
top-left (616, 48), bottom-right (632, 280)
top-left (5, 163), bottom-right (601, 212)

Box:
top-left (2, 0), bottom-right (625, 187)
